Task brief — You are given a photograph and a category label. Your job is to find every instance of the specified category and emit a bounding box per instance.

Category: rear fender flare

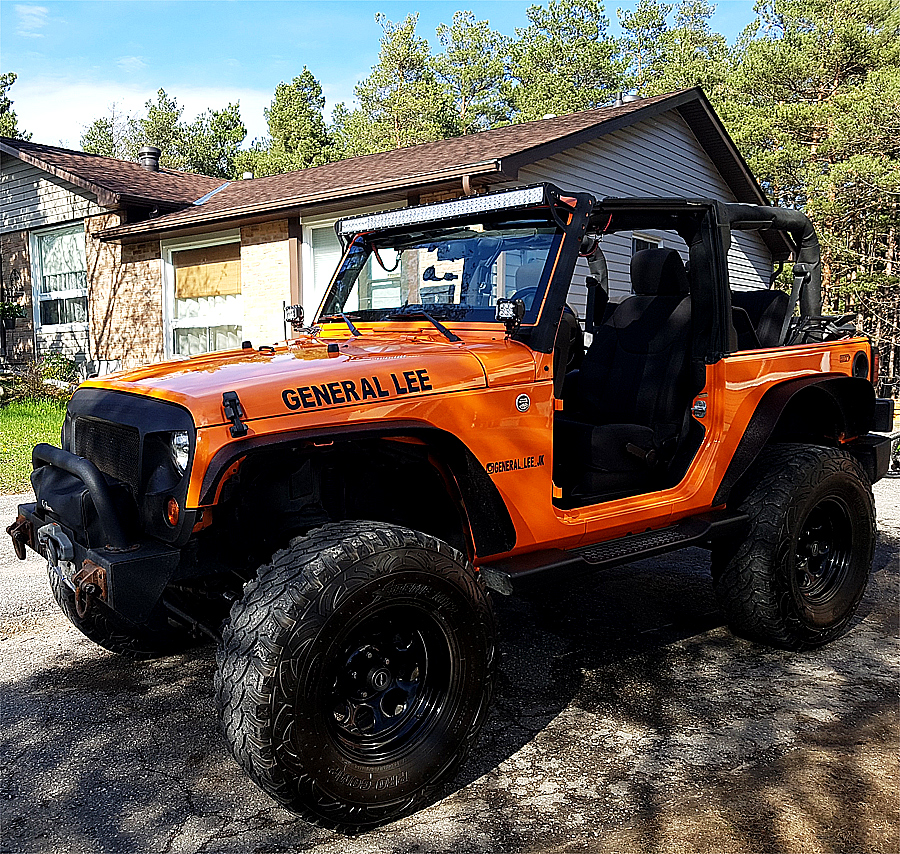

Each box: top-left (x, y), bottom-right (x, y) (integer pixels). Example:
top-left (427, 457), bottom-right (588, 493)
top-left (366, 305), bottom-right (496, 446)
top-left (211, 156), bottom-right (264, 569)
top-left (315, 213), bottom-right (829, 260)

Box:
top-left (714, 374), bottom-right (875, 506)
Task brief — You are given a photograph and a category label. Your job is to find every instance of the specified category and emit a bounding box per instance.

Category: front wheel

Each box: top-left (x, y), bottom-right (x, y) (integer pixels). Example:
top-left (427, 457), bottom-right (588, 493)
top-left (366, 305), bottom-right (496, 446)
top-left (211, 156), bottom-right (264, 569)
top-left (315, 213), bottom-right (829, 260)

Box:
top-left (713, 444), bottom-right (875, 650)
top-left (215, 522), bottom-right (496, 832)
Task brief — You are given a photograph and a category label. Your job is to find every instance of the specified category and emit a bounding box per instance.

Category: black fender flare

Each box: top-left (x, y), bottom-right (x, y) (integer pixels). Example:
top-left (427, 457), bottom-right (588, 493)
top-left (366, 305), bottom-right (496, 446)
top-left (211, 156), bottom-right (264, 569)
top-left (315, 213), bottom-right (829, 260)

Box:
top-left (196, 421), bottom-right (517, 558)
top-left (713, 374), bottom-right (876, 506)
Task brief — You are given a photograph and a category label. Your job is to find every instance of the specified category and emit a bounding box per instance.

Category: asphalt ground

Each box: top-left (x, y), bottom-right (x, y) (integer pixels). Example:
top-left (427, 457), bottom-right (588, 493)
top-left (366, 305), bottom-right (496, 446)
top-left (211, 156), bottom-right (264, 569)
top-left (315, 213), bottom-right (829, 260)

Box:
top-left (1, 479), bottom-right (897, 854)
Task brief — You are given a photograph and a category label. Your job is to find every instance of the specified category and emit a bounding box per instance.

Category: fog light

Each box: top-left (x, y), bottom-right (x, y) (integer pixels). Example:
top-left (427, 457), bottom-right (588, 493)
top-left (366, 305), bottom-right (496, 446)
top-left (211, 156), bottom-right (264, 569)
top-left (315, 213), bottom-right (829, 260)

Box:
top-left (166, 497), bottom-right (180, 527)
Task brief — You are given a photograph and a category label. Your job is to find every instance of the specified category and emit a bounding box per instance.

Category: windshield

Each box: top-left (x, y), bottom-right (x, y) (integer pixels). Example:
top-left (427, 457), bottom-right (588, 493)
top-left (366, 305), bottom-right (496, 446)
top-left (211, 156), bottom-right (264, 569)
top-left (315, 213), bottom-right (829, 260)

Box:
top-left (318, 215), bottom-right (563, 324)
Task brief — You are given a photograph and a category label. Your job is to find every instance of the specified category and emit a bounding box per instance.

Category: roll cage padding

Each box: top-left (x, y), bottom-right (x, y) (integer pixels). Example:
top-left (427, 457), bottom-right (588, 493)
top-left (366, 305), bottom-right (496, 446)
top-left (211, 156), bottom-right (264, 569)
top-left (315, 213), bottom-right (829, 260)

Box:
top-left (721, 203), bottom-right (822, 317)
top-left (713, 374), bottom-right (876, 506)
top-left (197, 423), bottom-right (517, 558)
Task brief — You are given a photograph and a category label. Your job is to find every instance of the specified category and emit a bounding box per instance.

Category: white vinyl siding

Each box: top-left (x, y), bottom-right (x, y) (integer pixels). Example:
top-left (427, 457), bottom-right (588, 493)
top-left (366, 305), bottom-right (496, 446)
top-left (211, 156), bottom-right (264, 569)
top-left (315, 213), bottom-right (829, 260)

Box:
top-left (1, 154), bottom-right (102, 234)
top-left (519, 110), bottom-right (774, 317)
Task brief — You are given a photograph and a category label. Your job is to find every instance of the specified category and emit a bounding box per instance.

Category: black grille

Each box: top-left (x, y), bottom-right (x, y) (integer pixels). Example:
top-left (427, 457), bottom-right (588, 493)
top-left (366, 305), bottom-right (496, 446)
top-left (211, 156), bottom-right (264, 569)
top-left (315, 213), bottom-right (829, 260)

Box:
top-left (74, 417), bottom-right (141, 493)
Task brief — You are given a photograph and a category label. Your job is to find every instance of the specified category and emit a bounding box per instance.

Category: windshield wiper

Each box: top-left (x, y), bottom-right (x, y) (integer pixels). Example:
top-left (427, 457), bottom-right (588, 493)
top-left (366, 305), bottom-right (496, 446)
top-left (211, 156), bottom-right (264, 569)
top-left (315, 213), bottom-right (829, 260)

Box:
top-left (387, 310), bottom-right (461, 343)
top-left (319, 312), bottom-right (361, 336)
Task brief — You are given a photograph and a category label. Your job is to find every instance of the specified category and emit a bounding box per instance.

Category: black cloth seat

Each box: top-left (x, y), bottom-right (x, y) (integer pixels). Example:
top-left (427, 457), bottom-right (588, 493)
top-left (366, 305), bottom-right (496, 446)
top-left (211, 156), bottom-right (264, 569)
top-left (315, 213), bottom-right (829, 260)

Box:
top-left (731, 289), bottom-right (790, 348)
top-left (557, 248), bottom-right (693, 495)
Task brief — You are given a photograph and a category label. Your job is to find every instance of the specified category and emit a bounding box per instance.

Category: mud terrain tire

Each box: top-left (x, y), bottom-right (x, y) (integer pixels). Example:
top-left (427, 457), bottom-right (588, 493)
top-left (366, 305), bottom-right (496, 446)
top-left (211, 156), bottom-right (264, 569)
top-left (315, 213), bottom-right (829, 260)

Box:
top-left (215, 521), bottom-right (497, 832)
top-left (48, 567), bottom-right (196, 659)
top-left (713, 444), bottom-right (875, 650)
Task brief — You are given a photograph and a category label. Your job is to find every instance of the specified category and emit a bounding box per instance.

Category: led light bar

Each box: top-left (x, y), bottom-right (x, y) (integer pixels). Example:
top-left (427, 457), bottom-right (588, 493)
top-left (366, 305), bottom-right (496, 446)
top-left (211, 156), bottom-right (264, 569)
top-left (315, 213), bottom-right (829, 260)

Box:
top-left (338, 185), bottom-right (547, 235)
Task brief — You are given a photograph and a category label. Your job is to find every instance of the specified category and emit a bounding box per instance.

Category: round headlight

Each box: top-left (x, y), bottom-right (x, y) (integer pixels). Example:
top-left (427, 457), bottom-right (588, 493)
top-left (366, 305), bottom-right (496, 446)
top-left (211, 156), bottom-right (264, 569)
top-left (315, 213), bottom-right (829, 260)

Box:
top-left (171, 431), bottom-right (190, 474)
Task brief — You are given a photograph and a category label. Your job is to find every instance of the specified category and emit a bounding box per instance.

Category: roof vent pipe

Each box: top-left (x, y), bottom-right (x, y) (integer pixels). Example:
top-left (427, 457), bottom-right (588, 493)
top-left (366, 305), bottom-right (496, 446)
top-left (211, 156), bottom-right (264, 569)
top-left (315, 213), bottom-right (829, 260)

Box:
top-left (613, 93), bottom-right (624, 107)
top-left (138, 145), bottom-right (161, 172)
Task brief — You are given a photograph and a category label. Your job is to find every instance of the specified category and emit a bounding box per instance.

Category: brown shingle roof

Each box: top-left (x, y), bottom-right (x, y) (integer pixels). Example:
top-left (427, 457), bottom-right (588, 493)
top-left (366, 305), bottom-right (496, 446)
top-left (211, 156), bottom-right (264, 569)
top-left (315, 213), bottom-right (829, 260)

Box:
top-left (90, 87), bottom-right (771, 243)
top-left (103, 89), bottom-right (747, 239)
top-left (0, 137), bottom-right (222, 208)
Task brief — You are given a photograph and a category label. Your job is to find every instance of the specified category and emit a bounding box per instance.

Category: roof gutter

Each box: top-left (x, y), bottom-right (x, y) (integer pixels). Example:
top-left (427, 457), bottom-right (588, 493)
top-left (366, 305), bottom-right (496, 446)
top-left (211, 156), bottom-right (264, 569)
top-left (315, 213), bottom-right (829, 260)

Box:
top-left (1, 140), bottom-right (120, 207)
top-left (96, 160), bottom-right (504, 241)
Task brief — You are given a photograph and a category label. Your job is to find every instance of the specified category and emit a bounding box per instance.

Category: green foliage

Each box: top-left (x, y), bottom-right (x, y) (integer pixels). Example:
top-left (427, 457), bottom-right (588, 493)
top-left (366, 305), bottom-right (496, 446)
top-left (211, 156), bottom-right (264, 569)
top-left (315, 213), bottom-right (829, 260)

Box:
top-left (434, 11), bottom-right (512, 133)
top-left (0, 72), bottom-right (31, 140)
top-left (81, 89), bottom-right (247, 177)
top-left (332, 14), bottom-right (456, 157)
top-left (235, 68), bottom-right (332, 178)
top-left (0, 301), bottom-right (26, 320)
top-left (0, 398), bottom-right (67, 494)
top-left (508, 0), bottom-right (626, 122)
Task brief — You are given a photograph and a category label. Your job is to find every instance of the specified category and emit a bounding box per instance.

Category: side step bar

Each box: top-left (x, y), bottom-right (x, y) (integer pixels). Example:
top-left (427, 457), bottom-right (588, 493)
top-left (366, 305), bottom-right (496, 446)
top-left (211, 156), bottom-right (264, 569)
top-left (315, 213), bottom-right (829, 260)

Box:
top-left (479, 511), bottom-right (748, 595)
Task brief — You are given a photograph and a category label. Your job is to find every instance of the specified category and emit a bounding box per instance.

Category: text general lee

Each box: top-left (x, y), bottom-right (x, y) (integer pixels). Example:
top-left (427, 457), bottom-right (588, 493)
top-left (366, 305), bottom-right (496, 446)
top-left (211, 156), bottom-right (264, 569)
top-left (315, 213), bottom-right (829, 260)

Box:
top-left (282, 369), bottom-right (433, 410)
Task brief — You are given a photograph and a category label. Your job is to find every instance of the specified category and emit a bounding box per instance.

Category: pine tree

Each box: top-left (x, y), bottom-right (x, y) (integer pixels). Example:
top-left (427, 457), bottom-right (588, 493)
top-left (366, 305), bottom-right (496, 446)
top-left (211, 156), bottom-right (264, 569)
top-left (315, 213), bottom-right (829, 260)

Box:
top-left (434, 11), bottom-right (512, 133)
top-left (0, 72), bottom-right (31, 140)
top-left (236, 68), bottom-right (332, 177)
top-left (508, 0), bottom-right (626, 121)
top-left (721, 0), bottom-right (900, 384)
top-left (332, 14), bottom-right (456, 157)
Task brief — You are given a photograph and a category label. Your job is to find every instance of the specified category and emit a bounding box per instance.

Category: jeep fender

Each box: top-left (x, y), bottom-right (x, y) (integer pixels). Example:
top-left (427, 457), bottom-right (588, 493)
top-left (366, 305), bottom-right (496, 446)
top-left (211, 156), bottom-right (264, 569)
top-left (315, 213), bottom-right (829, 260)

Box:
top-left (714, 374), bottom-right (876, 506)
top-left (197, 421), bottom-right (517, 558)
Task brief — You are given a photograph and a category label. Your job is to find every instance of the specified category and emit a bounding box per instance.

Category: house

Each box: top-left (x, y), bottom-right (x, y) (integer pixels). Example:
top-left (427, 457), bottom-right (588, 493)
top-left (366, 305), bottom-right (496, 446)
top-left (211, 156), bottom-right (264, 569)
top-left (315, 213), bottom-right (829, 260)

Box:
top-left (0, 88), bottom-right (788, 369)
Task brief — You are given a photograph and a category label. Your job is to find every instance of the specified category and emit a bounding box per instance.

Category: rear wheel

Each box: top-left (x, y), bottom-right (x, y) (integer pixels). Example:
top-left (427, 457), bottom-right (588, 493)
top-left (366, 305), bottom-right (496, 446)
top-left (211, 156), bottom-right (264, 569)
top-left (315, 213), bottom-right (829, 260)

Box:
top-left (713, 444), bottom-right (875, 650)
top-left (215, 521), bottom-right (496, 832)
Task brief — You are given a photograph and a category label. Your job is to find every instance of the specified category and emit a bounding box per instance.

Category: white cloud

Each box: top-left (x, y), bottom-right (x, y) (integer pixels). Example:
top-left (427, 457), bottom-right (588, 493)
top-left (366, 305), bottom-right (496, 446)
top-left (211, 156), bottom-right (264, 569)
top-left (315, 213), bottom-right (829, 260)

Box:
top-left (116, 56), bottom-right (147, 74)
top-left (15, 4), bottom-right (48, 37)
top-left (12, 77), bottom-right (272, 149)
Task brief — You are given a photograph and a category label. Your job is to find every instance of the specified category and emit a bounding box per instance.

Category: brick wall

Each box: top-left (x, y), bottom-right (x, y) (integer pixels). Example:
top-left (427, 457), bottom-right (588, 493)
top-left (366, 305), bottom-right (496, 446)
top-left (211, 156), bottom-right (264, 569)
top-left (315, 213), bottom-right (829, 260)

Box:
top-left (0, 229), bottom-right (35, 363)
top-left (240, 220), bottom-right (292, 346)
top-left (85, 212), bottom-right (164, 369)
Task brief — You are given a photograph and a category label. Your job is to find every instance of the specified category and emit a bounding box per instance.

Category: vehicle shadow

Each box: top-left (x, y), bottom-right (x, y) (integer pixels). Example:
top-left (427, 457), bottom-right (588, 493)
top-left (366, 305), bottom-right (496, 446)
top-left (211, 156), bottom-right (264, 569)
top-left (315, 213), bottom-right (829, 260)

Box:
top-left (2, 532), bottom-right (897, 854)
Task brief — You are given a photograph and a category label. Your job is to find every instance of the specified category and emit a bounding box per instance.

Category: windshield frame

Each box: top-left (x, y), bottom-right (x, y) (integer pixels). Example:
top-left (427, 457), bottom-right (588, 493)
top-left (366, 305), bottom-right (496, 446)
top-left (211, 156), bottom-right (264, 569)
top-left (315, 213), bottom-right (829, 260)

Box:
top-left (315, 183), bottom-right (597, 355)
top-left (318, 212), bottom-right (565, 326)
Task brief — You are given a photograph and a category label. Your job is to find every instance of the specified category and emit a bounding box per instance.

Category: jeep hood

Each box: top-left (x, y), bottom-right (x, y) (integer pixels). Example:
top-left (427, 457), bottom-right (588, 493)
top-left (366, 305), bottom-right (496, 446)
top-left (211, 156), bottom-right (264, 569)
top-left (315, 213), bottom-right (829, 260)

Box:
top-left (81, 335), bottom-right (500, 428)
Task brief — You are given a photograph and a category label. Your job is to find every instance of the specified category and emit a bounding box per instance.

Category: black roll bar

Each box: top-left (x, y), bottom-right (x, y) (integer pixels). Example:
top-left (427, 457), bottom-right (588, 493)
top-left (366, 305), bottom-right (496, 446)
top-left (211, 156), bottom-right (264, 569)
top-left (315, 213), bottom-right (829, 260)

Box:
top-left (32, 443), bottom-right (130, 550)
top-left (722, 203), bottom-right (823, 317)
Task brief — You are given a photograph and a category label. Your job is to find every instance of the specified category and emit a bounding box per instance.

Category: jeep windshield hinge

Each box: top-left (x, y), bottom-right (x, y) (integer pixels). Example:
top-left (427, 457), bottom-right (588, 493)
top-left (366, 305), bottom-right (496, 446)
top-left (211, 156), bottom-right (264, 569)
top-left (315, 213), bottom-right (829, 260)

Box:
top-left (222, 391), bottom-right (248, 438)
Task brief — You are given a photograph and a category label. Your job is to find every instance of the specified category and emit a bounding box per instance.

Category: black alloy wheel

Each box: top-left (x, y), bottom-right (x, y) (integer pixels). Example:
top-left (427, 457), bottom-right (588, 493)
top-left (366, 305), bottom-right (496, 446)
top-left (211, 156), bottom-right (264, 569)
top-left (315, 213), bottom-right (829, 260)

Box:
top-left (713, 443), bottom-right (875, 650)
top-left (216, 522), bottom-right (496, 832)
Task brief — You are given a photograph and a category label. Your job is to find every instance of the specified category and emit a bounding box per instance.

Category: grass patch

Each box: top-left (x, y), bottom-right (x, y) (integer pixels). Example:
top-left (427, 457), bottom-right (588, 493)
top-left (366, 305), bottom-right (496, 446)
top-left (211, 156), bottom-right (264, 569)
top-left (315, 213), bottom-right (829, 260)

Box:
top-left (0, 399), bottom-right (67, 494)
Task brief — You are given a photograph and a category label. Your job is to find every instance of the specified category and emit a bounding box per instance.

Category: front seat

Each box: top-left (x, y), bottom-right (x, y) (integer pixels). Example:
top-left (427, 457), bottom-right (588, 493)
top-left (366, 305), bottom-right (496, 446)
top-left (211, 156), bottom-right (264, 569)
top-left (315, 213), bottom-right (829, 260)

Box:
top-left (557, 248), bottom-right (694, 496)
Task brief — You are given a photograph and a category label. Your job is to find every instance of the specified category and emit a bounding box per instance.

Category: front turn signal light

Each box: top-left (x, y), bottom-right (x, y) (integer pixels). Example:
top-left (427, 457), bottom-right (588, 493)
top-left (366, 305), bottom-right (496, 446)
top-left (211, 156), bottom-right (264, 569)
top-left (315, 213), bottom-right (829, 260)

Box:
top-left (166, 497), bottom-right (181, 527)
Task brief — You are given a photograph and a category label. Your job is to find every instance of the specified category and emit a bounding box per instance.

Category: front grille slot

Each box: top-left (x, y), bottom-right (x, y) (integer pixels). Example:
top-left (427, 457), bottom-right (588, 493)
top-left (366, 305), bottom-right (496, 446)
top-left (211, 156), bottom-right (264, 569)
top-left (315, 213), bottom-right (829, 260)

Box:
top-left (74, 417), bottom-right (141, 494)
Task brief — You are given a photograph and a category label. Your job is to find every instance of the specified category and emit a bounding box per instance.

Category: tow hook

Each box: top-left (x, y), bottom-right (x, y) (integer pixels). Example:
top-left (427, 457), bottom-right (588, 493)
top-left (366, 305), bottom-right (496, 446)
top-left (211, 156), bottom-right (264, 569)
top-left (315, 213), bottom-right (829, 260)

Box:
top-left (72, 560), bottom-right (108, 618)
top-left (6, 515), bottom-right (32, 560)
top-left (36, 522), bottom-right (76, 590)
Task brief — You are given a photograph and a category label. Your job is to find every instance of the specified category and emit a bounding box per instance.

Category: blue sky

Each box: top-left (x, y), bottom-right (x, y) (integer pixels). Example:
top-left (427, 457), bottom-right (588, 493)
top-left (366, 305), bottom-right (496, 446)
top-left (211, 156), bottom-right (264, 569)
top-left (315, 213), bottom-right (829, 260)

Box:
top-left (2, 1), bottom-right (759, 149)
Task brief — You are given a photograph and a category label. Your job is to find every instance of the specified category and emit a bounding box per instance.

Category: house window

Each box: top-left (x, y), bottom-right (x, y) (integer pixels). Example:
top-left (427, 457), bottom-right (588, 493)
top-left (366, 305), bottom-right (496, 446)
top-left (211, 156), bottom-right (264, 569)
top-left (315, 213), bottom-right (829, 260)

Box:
top-left (162, 233), bottom-right (242, 358)
top-left (307, 225), bottom-right (343, 315)
top-left (632, 235), bottom-right (660, 255)
top-left (31, 224), bottom-right (88, 329)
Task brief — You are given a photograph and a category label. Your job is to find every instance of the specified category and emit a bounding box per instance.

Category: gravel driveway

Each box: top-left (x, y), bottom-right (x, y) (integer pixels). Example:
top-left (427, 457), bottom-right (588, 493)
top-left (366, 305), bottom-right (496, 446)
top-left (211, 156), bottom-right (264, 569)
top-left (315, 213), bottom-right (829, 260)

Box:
top-left (1, 480), bottom-right (897, 854)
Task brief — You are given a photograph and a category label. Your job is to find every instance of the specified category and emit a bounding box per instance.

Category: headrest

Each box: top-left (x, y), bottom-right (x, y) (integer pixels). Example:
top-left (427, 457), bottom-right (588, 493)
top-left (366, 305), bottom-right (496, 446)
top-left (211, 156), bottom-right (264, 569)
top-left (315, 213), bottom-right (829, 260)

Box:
top-left (515, 260), bottom-right (544, 291)
top-left (630, 248), bottom-right (689, 296)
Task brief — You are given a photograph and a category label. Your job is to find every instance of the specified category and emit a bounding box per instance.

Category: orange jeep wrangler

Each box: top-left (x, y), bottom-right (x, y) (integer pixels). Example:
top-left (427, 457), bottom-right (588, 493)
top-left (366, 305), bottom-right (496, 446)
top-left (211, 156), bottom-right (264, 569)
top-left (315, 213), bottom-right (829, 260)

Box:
top-left (8, 184), bottom-right (894, 831)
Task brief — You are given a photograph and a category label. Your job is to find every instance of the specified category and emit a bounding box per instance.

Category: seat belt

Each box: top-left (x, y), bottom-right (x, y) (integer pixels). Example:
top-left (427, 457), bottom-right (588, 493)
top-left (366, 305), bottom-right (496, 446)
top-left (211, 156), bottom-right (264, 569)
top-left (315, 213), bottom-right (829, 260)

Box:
top-left (780, 264), bottom-right (809, 345)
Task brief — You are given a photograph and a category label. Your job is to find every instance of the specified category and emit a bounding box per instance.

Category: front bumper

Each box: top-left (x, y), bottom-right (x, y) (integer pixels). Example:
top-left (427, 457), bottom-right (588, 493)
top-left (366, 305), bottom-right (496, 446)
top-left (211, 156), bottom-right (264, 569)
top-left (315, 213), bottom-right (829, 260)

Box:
top-left (8, 444), bottom-right (181, 626)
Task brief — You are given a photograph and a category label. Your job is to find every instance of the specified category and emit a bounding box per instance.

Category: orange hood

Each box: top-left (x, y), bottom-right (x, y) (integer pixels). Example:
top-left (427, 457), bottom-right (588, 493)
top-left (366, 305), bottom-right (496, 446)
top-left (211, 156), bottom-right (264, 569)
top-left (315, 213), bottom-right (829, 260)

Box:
top-left (81, 334), bottom-right (497, 428)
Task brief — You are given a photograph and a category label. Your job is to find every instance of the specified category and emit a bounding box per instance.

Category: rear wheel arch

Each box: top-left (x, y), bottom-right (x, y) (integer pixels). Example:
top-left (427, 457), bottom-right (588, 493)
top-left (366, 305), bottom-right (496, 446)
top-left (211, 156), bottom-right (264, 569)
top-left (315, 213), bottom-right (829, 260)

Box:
top-left (714, 374), bottom-right (876, 506)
